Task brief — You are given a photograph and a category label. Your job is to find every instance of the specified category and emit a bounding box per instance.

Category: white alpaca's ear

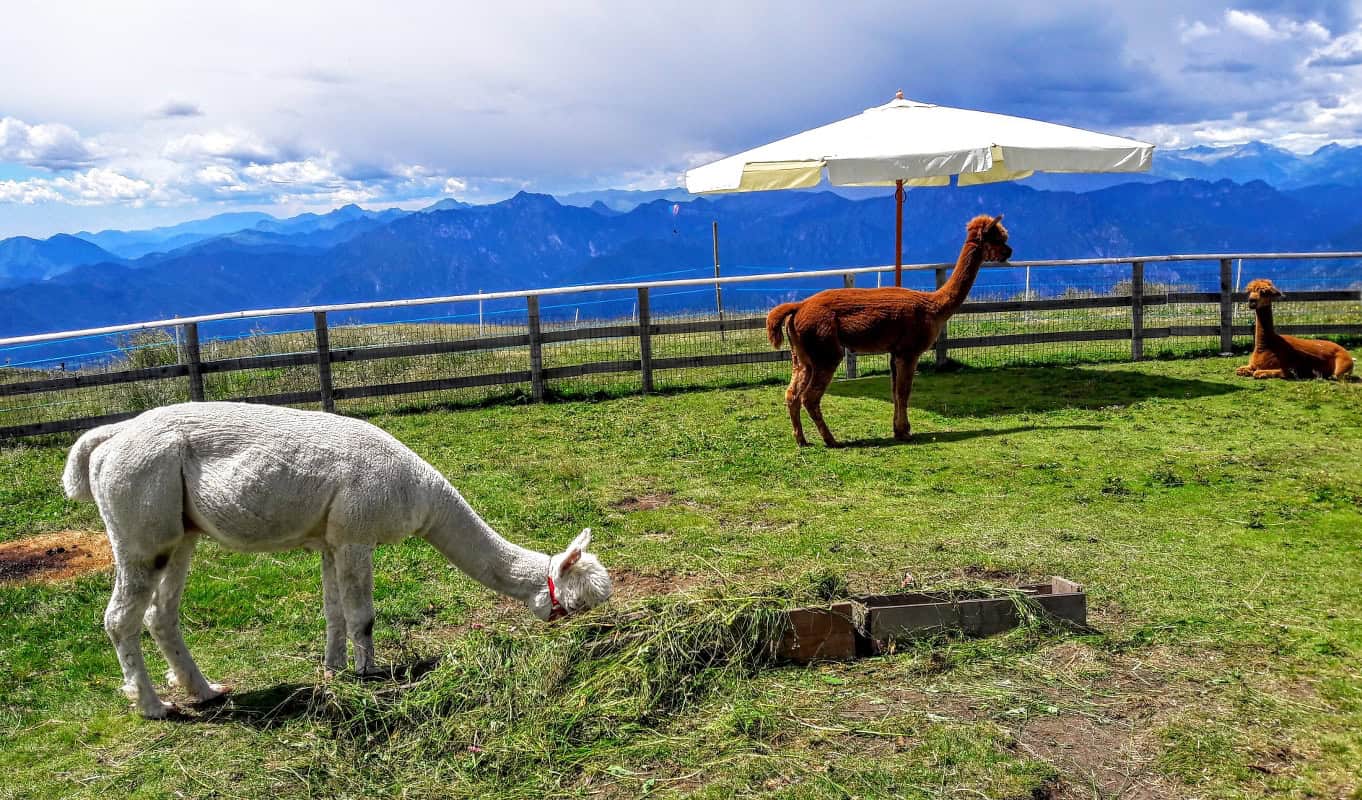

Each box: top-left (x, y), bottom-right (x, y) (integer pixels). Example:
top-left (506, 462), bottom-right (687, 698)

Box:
top-left (556, 528), bottom-right (591, 577)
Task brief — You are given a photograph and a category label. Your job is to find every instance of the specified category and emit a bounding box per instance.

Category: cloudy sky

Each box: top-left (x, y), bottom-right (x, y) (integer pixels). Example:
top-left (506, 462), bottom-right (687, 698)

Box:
top-left (2, 0), bottom-right (1361, 237)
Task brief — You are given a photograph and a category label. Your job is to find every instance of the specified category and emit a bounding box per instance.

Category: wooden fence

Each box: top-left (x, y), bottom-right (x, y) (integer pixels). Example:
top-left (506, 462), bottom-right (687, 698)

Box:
top-left (2, 254), bottom-right (1359, 439)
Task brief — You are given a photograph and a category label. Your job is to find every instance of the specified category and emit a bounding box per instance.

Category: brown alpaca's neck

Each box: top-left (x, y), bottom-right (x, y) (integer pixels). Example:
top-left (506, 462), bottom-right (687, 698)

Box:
top-left (932, 240), bottom-right (986, 312)
top-left (1254, 305), bottom-right (1279, 350)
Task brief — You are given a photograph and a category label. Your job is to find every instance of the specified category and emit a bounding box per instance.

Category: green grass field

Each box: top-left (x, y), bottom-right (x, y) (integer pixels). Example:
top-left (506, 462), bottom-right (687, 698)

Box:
top-left (2, 355), bottom-right (1360, 799)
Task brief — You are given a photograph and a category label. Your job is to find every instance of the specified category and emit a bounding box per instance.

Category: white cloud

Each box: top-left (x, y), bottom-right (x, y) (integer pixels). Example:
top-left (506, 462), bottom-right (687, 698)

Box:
top-left (0, 117), bottom-right (101, 169)
top-left (6, 1), bottom-right (1362, 233)
top-left (1307, 30), bottom-right (1362, 67)
top-left (163, 130), bottom-right (283, 164)
top-left (1225, 10), bottom-right (1282, 39)
top-left (1179, 19), bottom-right (1216, 42)
top-left (0, 179), bottom-right (64, 204)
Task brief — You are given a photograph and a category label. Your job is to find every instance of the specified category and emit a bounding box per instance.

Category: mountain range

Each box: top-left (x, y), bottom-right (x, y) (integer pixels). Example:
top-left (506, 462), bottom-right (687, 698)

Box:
top-left (3, 140), bottom-right (1362, 346)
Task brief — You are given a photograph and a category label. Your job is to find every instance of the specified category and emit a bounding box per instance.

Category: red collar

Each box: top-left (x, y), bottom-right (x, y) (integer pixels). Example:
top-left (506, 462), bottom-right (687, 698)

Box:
top-left (546, 574), bottom-right (568, 621)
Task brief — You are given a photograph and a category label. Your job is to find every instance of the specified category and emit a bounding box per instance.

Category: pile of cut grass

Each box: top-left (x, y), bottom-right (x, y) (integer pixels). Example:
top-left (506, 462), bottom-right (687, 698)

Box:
top-left (305, 587), bottom-right (798, 792)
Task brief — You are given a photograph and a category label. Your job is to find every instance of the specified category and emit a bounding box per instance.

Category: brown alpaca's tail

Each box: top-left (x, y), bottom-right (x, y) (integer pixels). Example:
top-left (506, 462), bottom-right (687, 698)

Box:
top-left (766, 302), bottom-right (801, 348)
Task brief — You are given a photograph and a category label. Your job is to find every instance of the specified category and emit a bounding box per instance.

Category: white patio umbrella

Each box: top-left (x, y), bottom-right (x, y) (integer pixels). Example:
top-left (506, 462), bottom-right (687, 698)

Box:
top-left (685, 91), bottom-right (1154, 286)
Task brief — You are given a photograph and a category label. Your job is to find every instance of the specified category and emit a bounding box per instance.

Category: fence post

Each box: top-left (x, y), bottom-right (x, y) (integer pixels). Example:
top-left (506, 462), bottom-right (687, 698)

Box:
top-left (314, 311), bottom-right (334, 412)
top-left (527, 295), bottom-right (544, 402)
top-left (638, 287), bottom-right (654, 394)
top-left (713, 221), bottom-right (726, 341)
top-left (934, 267), bottom-right (949, 367)
top-left (182, 322), bottom-right (204, 401)
top-left (842, 273), bottom-right (858, 379)
top-left (1219, 258), bottom-right (1234, 354)
top-left (1130, 261), bottom-right (1145, 362)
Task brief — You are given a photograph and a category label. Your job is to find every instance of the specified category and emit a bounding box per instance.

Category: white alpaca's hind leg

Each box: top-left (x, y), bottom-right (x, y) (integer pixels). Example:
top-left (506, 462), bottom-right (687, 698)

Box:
top-left (144, 536), bottom-right (225, 703)
top-left (106, 559), bottom-right (173, 719)
top-left (321, 548), bottom-right (348, 674)
top-left (333, 544), bottom-right (376, 675)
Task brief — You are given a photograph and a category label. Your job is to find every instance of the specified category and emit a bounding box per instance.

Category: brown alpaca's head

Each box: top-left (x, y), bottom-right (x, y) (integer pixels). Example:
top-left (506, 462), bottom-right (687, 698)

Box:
top-left (1245, 278), bottom-right (1284, 310)
top-left (967, 214), bottom-right (1011, 263)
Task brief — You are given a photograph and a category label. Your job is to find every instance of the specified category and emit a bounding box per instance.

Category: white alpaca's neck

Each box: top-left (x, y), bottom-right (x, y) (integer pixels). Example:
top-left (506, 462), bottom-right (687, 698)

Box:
top-left (419, 480), bottom-right (550, 604)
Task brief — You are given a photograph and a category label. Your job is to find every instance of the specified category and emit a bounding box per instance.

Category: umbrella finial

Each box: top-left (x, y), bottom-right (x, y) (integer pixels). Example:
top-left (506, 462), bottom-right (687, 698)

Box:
top-left (895, 89), bottom-right (904, 100)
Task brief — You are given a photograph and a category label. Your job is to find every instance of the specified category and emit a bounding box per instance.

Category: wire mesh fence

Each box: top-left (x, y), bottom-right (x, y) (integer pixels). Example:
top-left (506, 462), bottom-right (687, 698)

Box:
top-left (2, 253), bottom-right (1359, 439)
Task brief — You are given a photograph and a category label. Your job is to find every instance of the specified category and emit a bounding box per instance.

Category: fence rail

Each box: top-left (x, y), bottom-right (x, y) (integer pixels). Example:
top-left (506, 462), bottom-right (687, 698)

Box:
top-left (2, 252), bottom-right (1360, 439)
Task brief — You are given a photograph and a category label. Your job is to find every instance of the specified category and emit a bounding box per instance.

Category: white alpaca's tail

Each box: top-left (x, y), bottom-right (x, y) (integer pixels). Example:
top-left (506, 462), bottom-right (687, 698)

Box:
top-left (62, 422), bottom-right (129, 501)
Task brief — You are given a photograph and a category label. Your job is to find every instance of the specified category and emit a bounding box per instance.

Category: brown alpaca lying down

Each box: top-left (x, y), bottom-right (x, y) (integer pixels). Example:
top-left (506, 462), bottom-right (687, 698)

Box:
top-left (766, 214), bottom-right (1012, 446)
top-left (1235, 278), bottom-right (1354, 380)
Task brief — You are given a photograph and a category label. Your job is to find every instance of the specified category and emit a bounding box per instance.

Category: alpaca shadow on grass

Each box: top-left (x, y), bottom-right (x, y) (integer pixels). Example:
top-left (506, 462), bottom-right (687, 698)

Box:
top-left (828, 365), bottom-right (1239, 418)
top-left (839, 423), bottom-right (1104, 449)
top-left (174, 656), bottom-right (444, 729)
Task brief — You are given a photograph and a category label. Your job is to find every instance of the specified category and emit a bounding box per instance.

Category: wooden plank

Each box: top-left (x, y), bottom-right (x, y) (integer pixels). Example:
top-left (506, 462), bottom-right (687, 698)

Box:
top-left (1273, 290), bottom-right (1362, 303)
top-left (331, 370), bottom-right (531, 401)
top-left (1144, 324), bottom-right (1362, 340)
top-left (934, 267), bottom-right (949, 367)
top-left (1130, 261), bottom-right (1144, 362)
top-left (542, 359), bottom-right (641, 380)
top-left (1163, 291), bottom-right (1221, 304)
top-left (843, 274), bottom-right (857, 379)
top-left (0, 363), bottom-right (189, 398)
top-left (328, 333), bottom-right (530, 364)
top-left (1277, 323), bottom-right (1362, 336)
top-left (858, 580), bottom-right (1087, 643)
top-left (527, 295), bottom-right (544, 402)
top-left (777, 603), bottom-right (858, 663)
top-left (1220, 258), bottom-right (1234, 353)
top-left (638, 287), bottom-right (653, 393)
top-left (198, 351), bottom-right (317, 373)
top-left (315, 311), bottom-right (334, 413)
top-left (651, 316), bottom-right (766, 336)
top-left (959, 295), bottom-right (1133, 314)
top-left (945, 328), bottom-right (1132, 349)
top-left (0, 410), bottom-right (141, 439)
top-left (651, 350), bottom-right (791, 371)
top-left (540, 323), bottom-right (637, 343)
top-left (183, 322), bottom-right (204, 402)
top-left (232, 389), bottom-right (323, 406)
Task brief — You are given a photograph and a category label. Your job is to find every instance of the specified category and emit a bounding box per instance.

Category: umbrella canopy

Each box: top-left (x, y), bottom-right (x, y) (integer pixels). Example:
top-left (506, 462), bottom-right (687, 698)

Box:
top-left (685, 92), bottom-right (1154, 285)
top-left (686, 93), bottom-right (1153, 193)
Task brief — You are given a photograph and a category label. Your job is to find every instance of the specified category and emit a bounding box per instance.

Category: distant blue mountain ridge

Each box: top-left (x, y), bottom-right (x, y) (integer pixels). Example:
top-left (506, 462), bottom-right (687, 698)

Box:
top-left (2, 139), bottom-right (1362, 358)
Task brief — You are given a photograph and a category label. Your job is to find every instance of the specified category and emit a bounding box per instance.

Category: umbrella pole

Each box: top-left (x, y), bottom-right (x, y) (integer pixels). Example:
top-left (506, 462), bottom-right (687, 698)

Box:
top-left (889, 180), bottom-right (906, 389)
top-left (894, 180), bottom-right (905, 287)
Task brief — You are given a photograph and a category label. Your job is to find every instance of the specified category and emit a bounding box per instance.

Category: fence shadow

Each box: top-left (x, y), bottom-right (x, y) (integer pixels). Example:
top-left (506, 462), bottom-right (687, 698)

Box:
top-left (828, 365), bottom-right (1239, 417)
top-left (839, 423), bottom-right (1105, 448)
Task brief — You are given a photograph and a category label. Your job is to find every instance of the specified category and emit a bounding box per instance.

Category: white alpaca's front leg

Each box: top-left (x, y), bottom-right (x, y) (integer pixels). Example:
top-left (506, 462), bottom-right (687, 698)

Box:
top-left (144, 538), bottom-right (226, 703)
top-left (106, 562), bottom-right (173, 719)
top-left (333, 544), bottom-right (376, 675)
top-left (321, 548), bottom-right (348, 674)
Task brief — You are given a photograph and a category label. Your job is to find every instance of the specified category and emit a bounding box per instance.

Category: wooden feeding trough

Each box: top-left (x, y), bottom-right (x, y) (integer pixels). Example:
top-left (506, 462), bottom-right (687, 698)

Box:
top-left (777, 576), bottom-right (1087, 663)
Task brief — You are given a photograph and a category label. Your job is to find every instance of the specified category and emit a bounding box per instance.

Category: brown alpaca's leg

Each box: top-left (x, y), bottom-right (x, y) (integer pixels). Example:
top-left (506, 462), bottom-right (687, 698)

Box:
top-left (801, 366), bottom-right (840, 447)
top-left (891, 353), bottom-right (920, 440)
top-left (1235, 364), bottom-right (1254, 377)
top-left (785, 362), bottom-right (811, 447)
top-left (1252, 369), bottom-right (1287, 379)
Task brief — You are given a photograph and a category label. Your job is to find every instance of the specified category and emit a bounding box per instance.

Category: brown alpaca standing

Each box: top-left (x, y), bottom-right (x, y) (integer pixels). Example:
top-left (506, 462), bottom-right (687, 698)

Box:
top-left (1235, 278), bottom-right (1354, 380)
top-left (766, 214), bottom-right (1012, 446)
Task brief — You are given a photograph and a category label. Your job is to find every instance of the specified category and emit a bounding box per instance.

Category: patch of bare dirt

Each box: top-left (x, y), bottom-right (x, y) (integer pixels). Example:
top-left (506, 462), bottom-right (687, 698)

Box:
top-left (0, 530), bottom-right (111, 585)
top-left (599, 568), bottom-right (708, 601)
top-left (610, 491), bottom-right (675, 512)
top-left (1016, 713), bottom-right (1170, 799)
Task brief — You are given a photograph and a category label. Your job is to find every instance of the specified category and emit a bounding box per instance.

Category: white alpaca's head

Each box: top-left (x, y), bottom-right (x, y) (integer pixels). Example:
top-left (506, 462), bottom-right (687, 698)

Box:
top-left (534, 528), bottom-right (612, 621)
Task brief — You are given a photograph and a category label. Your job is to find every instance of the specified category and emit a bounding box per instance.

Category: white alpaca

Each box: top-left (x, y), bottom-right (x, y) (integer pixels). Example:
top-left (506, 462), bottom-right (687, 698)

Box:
top-left (62, 401), bottom-right (612, 719)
